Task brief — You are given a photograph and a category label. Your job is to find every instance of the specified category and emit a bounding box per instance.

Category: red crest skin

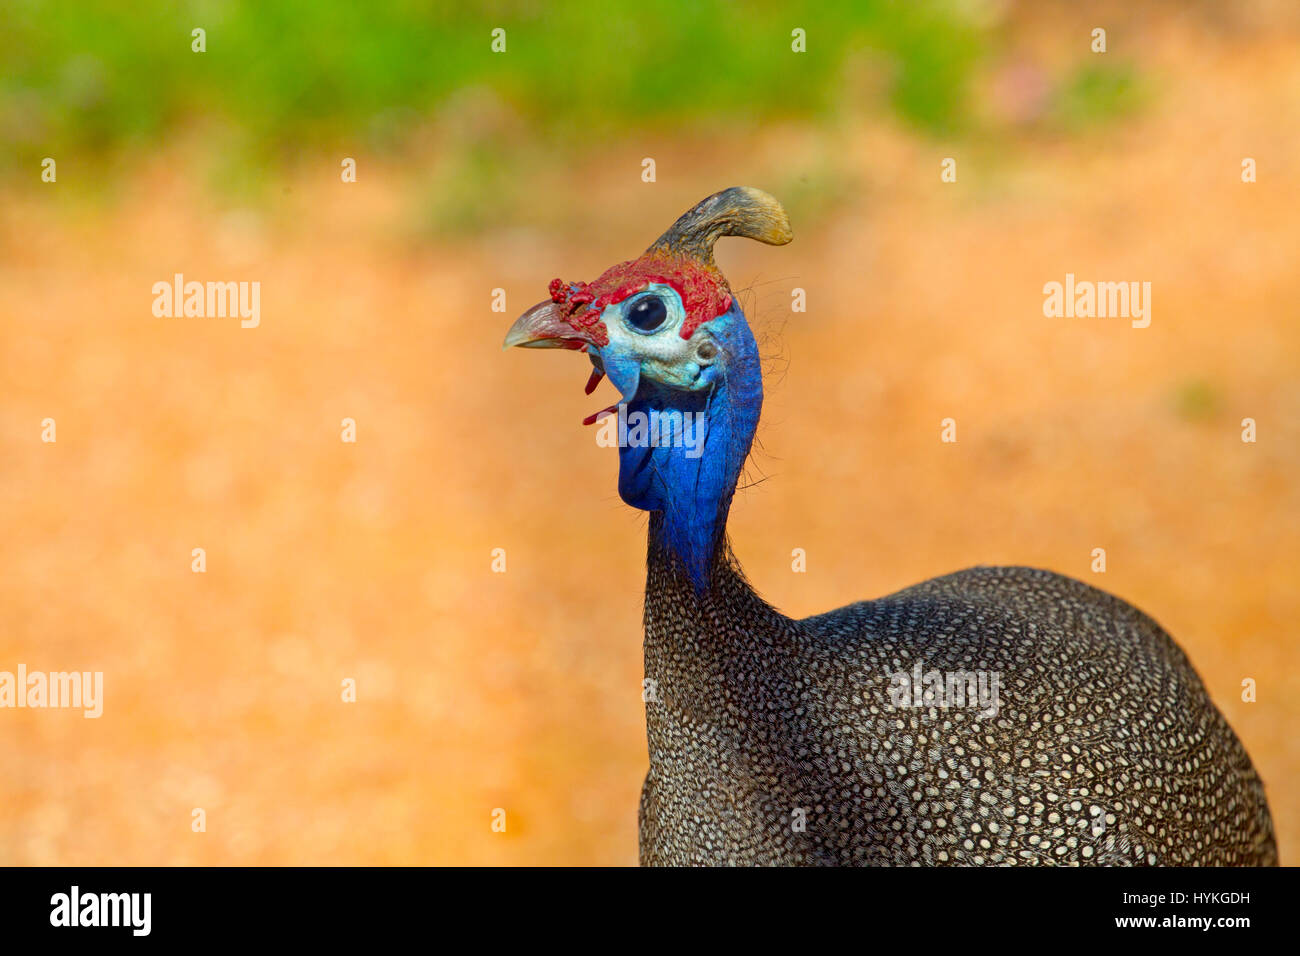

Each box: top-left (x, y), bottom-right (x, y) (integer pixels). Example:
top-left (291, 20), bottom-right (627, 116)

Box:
top-left (549, 252), bottom-right (732, 347)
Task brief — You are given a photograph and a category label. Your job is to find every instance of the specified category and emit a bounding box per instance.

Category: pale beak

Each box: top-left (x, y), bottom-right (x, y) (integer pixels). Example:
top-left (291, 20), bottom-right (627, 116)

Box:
top-left (503, 300), bottom-right (595, 350)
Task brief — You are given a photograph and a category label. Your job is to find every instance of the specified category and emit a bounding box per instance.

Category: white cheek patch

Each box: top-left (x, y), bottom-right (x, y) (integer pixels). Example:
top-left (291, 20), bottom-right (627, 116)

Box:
top-left (604, 284), bottom-right (712, 390)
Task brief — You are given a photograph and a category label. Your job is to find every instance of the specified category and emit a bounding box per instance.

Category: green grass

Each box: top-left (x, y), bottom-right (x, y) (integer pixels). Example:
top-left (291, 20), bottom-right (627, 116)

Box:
top-left (1, 1), bottom-right (1152, 237)
top-left (1, 0), bottom-right (989, 170)
top-left (1050, 61), bottom-right (1147, 129)
top-left (1171, 378), bottom-right (1224, 423)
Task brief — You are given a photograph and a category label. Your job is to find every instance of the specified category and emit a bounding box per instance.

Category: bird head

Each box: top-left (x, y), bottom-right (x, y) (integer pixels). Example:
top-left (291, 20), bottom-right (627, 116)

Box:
top-left (504, 186), bottom-right (792, 588)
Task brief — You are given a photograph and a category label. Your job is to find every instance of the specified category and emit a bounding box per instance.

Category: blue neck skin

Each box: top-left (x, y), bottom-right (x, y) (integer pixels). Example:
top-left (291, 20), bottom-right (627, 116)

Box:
top-left (611, 301), bottom-right (762, 591)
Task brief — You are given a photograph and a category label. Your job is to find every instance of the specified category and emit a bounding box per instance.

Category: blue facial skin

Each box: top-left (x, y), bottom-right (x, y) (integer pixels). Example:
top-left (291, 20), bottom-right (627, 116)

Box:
top-left (592, 296), bottom-right (763, 591)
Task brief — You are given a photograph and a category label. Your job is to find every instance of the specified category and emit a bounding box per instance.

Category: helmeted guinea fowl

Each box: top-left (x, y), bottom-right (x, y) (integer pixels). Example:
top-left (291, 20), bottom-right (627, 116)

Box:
top-left (504, 186), bottom-right (1277, 866)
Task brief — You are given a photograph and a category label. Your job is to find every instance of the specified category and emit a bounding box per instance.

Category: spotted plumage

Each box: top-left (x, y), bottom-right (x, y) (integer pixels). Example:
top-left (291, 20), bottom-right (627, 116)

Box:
top-left (506, 187), bottom-right (1277, 866)
top-left (639, 531), bottom-right (1275, 865)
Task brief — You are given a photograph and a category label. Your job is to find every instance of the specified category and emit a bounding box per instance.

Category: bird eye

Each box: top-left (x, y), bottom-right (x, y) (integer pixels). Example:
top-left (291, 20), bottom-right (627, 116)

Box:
top-left (624, 294), bottom-right (668, 334)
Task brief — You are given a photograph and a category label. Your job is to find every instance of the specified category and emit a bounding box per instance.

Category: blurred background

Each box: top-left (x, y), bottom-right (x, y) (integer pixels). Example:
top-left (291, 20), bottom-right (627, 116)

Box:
top-left (1, 0), bottom-right (1296, 864)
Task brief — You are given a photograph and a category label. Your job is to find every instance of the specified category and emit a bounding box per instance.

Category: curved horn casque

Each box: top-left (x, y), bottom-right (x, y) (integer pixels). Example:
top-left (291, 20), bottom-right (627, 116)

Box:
top-left (647, 186), bottom-right (793, 267)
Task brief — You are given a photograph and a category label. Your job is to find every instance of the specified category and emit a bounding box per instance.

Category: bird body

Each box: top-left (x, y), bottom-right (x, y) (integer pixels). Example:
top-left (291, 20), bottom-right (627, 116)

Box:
top-left (638, 529), bottom-right (1275, 865)
top-left (505, 187), bottom-right (1277, 866)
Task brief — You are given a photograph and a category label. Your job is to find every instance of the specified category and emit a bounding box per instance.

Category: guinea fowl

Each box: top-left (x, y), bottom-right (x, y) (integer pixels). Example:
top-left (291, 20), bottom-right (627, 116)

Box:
top-left (503, 186), bottom-right (1277, 866)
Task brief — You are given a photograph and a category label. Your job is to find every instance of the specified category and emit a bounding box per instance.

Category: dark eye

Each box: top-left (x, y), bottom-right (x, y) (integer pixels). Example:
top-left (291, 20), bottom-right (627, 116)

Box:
top-left (625, 294), bottom-right (667, 333)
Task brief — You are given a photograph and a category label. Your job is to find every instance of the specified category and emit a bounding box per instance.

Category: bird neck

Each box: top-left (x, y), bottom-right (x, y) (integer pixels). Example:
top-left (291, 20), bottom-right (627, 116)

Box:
top-left (642, 517), bottom-right (787, 721)
top-left (646, 511), bottom-right (735, 603)
top-left (624, 302), bottom-right (763, 592)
